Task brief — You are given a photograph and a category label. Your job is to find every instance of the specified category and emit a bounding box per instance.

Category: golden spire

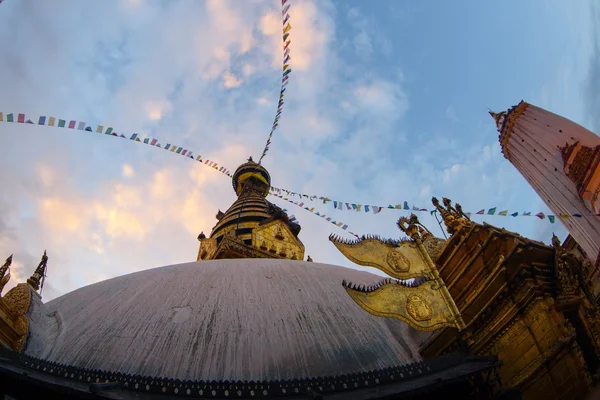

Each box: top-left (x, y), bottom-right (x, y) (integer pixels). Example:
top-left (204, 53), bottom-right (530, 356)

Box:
top-left (27, 251), bottom-right (48, 292)
top-left (432, 197), bottom-right (471, 235)
top-left (0, 254), bottom-right (12, 294)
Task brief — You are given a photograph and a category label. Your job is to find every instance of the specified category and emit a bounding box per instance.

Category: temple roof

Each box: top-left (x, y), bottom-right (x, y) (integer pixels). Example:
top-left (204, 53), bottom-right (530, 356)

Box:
top-left (25, 259), bottom-right (423, 382)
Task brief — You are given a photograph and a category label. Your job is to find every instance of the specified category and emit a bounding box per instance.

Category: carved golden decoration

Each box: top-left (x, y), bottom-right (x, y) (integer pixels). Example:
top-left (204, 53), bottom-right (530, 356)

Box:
top-left (329, 236), bottom-right (433, 280)
top-left (407, 294), bottom-right (433, 321)
top-left (386, 249), bottom-right (410, 273)
top-left (252, 220), bottom-right (305, 261)
top-left (335, 213), bottom-right (466, 332)
top-left (343, 281), bottom-right (455, 331)
top-left (3, 284), bottom-right (32, 315)
top-left (431, 197), bottom-right (471, 235)
top-left (1, 283), bottom-right (32, 351)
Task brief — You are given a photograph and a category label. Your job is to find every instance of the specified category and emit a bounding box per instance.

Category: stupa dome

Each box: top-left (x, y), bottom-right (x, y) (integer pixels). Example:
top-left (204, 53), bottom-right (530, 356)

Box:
top-left (25, 259), bottom-right (421, 381)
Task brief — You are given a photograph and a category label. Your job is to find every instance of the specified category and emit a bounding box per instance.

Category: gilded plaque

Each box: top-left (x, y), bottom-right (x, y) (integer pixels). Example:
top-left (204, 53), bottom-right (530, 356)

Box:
top-left (407, 294), bottom-right (432, 321)
top-left (386, 249), bottom-right (410, 273)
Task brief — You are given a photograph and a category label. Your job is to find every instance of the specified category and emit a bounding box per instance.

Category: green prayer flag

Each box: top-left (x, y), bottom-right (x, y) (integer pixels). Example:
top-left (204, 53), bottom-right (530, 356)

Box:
top-left (548, 215), bottom-right (556, 223)
top-left (58, 119), bottom-right (66, 127)
top-left (6, 113), bottom-right (13, 122)
top-left (487, 207), bottom-right (497, 215)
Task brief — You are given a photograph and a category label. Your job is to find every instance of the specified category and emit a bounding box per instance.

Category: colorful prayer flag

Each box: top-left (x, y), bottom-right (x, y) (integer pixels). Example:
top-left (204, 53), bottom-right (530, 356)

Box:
top-left (68, 120), bottom-right (76, 129)
top-left (364, 205), bottom-right (370, 212)
top-left (404, 201), bottom-right (409, 210)
top-left (38, 116), bottom-right (46, 125)
top-left (535, 212), bottom-right (545, 219)
top-left (17, 113), bottom-right (25, 123)
top-left (498, 210), bottom-right (508, 216)
top-left (96, 125), bottom-right (103, 133)
top-left (511, 212), bottom-right (518, 217)
top-left (6, 113), bottom-right (14, 122)
top-left (130, 133), bottom-right (138, 140)
top-left (373, 206), bottom-right (382, 214)
top-left (150, 138), bottom-right (157, 146)
top-left (283, 22), bottom-right (292, 34)
top-left (105, 127), bottom-right (113, 135)
top-left (548, 215), bottom-right (556, 223)
top-left (476, 209), bottom-right (484, 214)
top-left (182, 149), bottom-right (187, 156)
top-left (0, 112), bottom-right (3, 121)
top-left (78, 121), bottom-right (85, 130)
top-left (487, 207), bottom-right (497, 215)
top-left (143, 138), bottom-right (149, 144)
top-left (58, 119), bottom-right (66, 127)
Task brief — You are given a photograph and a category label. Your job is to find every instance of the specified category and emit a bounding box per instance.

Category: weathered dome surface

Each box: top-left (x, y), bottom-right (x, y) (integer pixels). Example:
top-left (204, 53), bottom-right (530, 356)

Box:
top-left (28, 259), bottom-right (422, 381)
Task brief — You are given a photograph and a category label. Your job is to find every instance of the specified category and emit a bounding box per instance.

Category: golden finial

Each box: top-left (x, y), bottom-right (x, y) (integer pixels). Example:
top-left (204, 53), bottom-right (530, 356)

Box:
top-left (432, 197), bottom-right (471, 235)
top-left (27, 250), bottom-right (48, 292)
top-left (0, 254), bottom-right (12, 295)
top-left (307, 255), bottom-right (313, 262)
top-left (397, 214), bottom-right (433, 240)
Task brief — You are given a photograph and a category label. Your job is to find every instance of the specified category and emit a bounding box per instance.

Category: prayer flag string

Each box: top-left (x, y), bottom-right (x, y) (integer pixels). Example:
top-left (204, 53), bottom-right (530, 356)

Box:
top-left (0, 112), bottom-right (235, 177)
top-left (268, 186), bottom-right (586, 224)
top-left (1, 112), bottom-right (573, 226)
top-left (257, 0), bottom-right (293, 165)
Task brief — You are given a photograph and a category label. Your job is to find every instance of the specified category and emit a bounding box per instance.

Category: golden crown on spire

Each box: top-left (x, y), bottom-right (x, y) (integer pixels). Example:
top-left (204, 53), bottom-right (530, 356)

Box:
top-left (432, 197), bottom-right (471, 235)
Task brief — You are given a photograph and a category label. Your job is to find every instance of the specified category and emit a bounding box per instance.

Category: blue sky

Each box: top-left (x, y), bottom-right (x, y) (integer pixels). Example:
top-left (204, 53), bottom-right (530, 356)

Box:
top-left (0, 0), bottom-right (598, 300)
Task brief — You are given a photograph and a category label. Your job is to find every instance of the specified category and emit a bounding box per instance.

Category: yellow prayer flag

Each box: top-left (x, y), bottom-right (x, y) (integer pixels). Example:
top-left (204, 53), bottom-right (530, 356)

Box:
top-left (560, 214), bottom-right (571, 219)
top-left (357, 205), bottom-right (362, 212)
top-left (283, 23), bottom-right (292, 34)
top-left (48, 117), bottom-right (56, 126)
top-left (96, 125), bottom-right (104, 133)
top-left (283, 64), bottom-right (289, 71)
top-left (170, 146), bottom-right (176, 152)
top-left (0, 112), bottom-right (3, 121)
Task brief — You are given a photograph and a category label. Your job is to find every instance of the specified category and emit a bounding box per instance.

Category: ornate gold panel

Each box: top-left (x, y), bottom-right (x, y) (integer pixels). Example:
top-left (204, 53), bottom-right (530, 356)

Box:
top-left (252, 220), bottom-right (305, 261)
top-left (330, 237), bottom-right (433, 280)
top-left (0, 283), bottom-right (32, 351)
top-left (344, 281), bottom-right (458, 331)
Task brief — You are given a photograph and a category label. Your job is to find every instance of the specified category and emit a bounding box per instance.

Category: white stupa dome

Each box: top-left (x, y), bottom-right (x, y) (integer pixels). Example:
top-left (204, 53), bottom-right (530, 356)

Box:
top-left (25, 259), bottom-right (422, 381)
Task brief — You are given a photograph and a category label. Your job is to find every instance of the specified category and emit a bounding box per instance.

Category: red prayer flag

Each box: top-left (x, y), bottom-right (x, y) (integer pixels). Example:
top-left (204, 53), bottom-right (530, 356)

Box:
top-left (182, 149), bottom-right (187, 156)
top-left (283, 40), bottom-right (291, 50)
top-left (150, 138), bottom-right (157, 146)
top-left (17, 113), bottom-right (25, 123)
top-left (476, 209), bottom-right (485, 215)
top-left (68, 120), bottom-right (76, 129)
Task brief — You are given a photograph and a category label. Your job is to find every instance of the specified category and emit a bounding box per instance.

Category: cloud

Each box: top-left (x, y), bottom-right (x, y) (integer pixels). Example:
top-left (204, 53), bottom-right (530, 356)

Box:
top-left (0, 0), bottom-right (579, 304)
top-left (223, 71), bottom-right (243, 88)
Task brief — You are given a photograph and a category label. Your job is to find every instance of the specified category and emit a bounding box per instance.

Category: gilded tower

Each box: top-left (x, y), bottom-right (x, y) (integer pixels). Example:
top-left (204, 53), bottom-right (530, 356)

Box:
top-left (196, 157), bottom-right (305, 261)
top-left (491, 101), bottom-right (600, 285)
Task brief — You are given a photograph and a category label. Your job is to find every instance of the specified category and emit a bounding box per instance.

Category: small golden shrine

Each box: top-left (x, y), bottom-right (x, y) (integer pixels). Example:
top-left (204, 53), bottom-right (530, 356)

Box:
top-left (196, 157), bottom-right (305, 262)
top-left (331, 197), bottom-right (600, 400)
top-left (0, 252), bottom-right (47, 352)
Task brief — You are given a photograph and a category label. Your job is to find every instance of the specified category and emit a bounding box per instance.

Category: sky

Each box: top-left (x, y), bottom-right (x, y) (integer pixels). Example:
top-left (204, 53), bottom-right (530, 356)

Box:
top-left (0, 0), bottom-right (598, 301)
